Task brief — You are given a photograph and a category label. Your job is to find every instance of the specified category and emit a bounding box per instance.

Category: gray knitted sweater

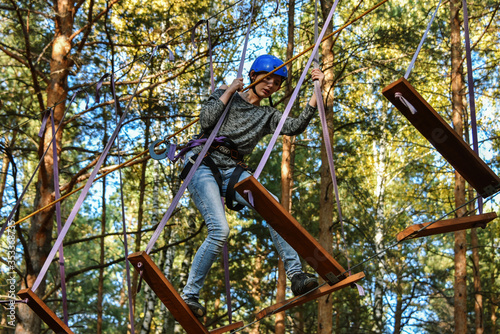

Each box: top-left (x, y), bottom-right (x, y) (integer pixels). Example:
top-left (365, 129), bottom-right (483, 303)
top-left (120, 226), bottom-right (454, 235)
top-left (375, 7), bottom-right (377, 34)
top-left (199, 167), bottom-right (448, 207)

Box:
top-left (190, 89), bottom-right (316, 168)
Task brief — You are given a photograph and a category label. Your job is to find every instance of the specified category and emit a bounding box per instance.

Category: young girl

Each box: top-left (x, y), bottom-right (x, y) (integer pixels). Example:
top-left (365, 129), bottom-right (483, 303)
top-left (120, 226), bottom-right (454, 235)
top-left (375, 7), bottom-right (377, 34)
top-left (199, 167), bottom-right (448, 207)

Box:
top-left (181, 54), bottom-right (325, 317)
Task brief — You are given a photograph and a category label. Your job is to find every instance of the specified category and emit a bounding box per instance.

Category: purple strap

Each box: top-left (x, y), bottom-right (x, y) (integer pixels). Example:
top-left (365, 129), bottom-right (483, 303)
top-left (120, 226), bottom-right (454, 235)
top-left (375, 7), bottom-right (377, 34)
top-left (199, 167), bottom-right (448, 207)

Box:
top-left (32, 47), bottom-right (158, 292)
top-left (462, 0), bottom-right (483, 213)
top-left (0, 92), bottom-right (77, 240)
top-left (174, 136), bottom-right (227, 161)
top-left (313, 0), bottom-right (360, 294)
top-left (167, 143), bottom-right (177, 161)
top-left (145, 0), bottom-right (254, 255)
top-left (404, 0), bottom-right (442, 79)
top-left (146, 98), bottom-right (235, 254)
top-left (50, 109), bottom-right (69, 324)
top-left (38, 108), bottom-right (52, 138)
top-left (253, 0), bottom-right (340, 180)
top-left (191, 20), bottom-right (206, 48)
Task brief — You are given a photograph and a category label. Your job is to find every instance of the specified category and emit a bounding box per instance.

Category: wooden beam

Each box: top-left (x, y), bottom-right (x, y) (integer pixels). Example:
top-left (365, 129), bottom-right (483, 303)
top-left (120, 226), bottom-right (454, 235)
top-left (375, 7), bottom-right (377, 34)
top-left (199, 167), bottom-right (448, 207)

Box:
top-left (255, 272), bottom-right (365, 320)
top-left (17, 288), bottom-right (73, 334)
top-left (382, 78), bottom-right (500, 198)
top-left (397, 212), bottom-right (497, 242)
top-left (208, 321), bottom-right (245, 334)
top-left (234, 176), bottom-right (347, 285)
top-left (128, 251), bottom-right (243, 334)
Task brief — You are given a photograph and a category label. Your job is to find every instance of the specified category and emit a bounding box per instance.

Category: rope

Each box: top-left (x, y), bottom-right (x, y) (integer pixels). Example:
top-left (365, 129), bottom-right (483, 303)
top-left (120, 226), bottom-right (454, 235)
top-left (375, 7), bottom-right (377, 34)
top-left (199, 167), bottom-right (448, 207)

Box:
top-left (229, 282), bottom-right (329, 333)
top-left (0, 0), bottom-right (245, 139)
top-left (337, 194), bottom-right (482, 278)
top-left (227, 193), bottom-right (486, 333)
top-left (0, 92), bottom-right (75, 239)
top-left (144, 0), bottom-right (255, 255)
top-left (404, 0), bottom-right (443, 79)
top-left (50, 108), bottom-right (69, 324)
top-left (112, 73), bottom-right (136, 334)
top-left (9, 0), bottom-right (392, 228)
top-left (312, 0), bottom-right (362, 295)
top-left (252, 0), bottom-right (341, 179)
top-left (242, 0), bottom-right (391, 93)
top-left (32, 46), bottom-right (157, 292)
top-left (11, 118), bottom-right (198, 227)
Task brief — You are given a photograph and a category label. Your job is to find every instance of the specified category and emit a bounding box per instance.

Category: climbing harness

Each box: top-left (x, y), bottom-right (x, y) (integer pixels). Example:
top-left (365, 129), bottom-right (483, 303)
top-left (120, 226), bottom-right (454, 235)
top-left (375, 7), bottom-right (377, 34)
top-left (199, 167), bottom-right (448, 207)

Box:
top-left (178, 133), bottom-right (250, 212)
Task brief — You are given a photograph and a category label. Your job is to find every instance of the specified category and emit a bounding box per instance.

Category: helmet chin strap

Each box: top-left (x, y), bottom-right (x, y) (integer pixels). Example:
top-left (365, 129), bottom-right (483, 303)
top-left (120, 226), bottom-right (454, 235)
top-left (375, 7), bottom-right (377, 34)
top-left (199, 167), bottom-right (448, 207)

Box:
top-left (250, 73), bottom-right (274, 107)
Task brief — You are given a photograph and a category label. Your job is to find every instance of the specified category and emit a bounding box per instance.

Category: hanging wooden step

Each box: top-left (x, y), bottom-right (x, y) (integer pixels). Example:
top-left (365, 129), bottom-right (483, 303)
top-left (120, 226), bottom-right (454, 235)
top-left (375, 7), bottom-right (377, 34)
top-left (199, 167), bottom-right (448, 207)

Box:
top-left (382, 78), bottom-right (500, 198)
top-left (17, 288), bottom-right (73, 334)
top-left (397, 212), bottom-right (497, 241)
top-left (128, 251), bottom-right (243, 334)
top-left (255, 271), bottom-right (365, 320)
top-left (234, 176), bottom-right (347, 285)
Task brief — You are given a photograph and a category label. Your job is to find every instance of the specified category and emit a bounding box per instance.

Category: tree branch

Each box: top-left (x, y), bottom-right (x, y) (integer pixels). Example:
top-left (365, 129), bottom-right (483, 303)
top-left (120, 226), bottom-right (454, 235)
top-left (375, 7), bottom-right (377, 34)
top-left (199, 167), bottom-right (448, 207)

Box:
top-left (7, 0), bottom-right (46, 112)
top-left (69, 0), bottom-right (120, 44)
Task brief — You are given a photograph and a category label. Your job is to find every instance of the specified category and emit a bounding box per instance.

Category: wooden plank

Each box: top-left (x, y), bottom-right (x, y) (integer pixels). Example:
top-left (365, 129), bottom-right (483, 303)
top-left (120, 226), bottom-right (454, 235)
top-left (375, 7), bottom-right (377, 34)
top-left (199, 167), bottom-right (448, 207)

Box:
top-left (208, 321), bottom-right (244, 334)
top-left (382, 78), bottom-right (500, 198)
top-left (128, 251), bottom-right (210, 334)
top-left (397, 212), bottom-right (497, 242)
top-left (255, 272), bottom-right (365, 320)
top-left (128, 251), bottom-right (243, 334)
top-left (234, 176), bottom-right (347, 285)
top-left (17, 288), bottom-right (73, 334)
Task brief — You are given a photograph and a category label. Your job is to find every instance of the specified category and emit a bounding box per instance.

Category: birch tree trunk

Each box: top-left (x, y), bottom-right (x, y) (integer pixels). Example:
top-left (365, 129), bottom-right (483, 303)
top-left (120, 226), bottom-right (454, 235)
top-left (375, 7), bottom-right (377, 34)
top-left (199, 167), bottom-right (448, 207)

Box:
top-left (450, 0), bottom-right (468, 333)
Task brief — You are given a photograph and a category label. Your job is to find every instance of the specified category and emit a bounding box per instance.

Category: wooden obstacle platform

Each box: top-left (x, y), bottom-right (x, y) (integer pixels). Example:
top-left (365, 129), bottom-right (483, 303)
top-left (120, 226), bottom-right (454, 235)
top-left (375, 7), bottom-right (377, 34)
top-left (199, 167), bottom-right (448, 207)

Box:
top-left (255, 271), bottom-right (365, 320)
top-left (128, 251), bottom-right (243, 334)
top-left (234, 176), bottom-right (354, 285)
top-left (17, 288), bottom-right (73, 334)
top-left (397, 212), bottom-right (497, 242)
top-left (382, 78), bottom-right (500, 198)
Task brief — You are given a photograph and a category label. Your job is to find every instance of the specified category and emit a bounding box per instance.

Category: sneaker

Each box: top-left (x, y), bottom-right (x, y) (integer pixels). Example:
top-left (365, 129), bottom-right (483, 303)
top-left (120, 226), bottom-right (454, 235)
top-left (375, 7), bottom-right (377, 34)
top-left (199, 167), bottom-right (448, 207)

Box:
top-left (183, 297), bottom-right (206, 318)
top-left (291, 273), bottom-right (319, 296)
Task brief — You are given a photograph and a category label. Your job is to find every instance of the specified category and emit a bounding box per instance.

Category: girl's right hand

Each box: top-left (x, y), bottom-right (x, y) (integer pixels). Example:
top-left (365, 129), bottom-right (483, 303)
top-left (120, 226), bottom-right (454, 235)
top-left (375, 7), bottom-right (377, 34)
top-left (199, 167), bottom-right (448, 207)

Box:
top-left (227, 78), bottom-right (244, 93)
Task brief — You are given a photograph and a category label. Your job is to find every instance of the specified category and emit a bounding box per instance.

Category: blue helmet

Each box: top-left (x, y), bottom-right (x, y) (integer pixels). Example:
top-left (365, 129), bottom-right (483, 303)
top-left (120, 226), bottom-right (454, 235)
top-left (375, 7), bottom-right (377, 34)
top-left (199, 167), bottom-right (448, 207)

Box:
top-left (249, 54), bottom-right (288, 79)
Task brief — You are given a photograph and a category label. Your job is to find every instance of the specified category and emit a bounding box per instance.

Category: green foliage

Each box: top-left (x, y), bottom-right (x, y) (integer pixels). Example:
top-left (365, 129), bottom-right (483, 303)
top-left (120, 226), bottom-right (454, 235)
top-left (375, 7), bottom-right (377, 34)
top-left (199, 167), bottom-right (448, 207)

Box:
top-left (1, 0), bottom-right (500, 333)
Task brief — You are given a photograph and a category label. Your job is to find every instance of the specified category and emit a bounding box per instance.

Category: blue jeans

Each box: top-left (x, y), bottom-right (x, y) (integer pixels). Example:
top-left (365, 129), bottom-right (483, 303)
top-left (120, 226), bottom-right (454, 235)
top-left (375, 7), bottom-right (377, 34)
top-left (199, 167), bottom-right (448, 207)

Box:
top-left (182, 152), bottom-right (303, 299)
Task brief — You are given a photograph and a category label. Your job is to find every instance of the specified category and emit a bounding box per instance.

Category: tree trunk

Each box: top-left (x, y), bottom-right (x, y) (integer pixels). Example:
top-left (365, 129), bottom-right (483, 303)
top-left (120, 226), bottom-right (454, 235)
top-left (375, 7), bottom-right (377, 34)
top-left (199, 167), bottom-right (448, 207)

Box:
top-left (317, 0), bottom-right (336, 332)
top-left (450, 0), bottom-right (467, 333)
top-left (317, 118), bottom-right (334, 334)
top-left (248, 251), bottom-right (262, 334)
top-left (275, 1), bottom-right (296, 332)
top-left (491, 243), bottom-right (498, 334)
top-left (17, 1), bottom-right (74, 332)
top-left (276, 133), bottom-right (294, 333)
top-left (471, 226), bottom-right (483, 334)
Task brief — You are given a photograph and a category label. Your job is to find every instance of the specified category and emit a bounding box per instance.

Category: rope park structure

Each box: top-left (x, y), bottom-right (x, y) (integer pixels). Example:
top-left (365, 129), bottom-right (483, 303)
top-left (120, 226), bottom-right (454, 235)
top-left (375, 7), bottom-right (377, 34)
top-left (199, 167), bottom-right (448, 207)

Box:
top-left (2, 0), bottom-right (499, 332)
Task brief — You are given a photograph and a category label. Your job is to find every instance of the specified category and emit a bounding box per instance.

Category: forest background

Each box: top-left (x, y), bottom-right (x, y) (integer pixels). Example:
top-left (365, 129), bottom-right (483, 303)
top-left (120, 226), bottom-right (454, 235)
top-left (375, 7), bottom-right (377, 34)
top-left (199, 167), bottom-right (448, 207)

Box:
top-left (0, 0), bottom-right (499, 333)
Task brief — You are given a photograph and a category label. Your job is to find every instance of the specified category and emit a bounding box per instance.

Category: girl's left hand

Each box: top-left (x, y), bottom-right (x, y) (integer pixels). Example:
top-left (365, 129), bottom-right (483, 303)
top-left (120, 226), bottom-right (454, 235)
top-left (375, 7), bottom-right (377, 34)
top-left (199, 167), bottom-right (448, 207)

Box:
top-left (311, 68), bottom-right (325, 86)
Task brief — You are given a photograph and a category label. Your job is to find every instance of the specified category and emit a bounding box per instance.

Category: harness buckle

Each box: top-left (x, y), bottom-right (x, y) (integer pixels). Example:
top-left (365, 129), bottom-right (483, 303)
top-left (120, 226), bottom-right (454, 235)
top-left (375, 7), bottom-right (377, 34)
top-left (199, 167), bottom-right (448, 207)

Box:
top-left (218, 146), bottom-right (231, 155)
